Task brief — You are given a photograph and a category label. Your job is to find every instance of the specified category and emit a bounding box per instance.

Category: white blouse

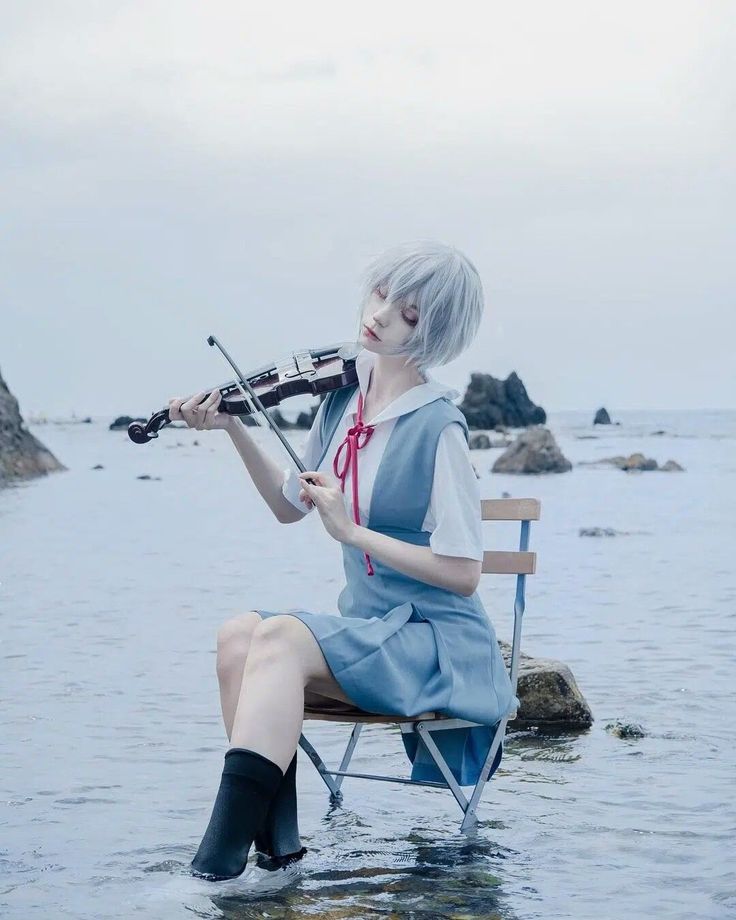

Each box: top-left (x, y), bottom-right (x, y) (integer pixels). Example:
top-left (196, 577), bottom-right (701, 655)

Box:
top-left (281, 348), bottom-right (485, 561)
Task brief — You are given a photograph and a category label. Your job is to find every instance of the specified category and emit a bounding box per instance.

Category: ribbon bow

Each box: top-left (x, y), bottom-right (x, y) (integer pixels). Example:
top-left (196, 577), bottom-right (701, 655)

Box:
top-left (332, 390), bottom-right (376, 575)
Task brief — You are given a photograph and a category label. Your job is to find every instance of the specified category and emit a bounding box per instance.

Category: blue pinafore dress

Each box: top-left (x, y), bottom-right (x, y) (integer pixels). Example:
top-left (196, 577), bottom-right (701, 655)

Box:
top-left (256, 382), bottom-right (518, 786)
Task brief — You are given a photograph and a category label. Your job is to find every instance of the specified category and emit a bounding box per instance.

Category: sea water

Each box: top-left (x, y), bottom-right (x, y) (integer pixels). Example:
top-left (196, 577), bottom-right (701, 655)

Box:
top-left (1, 409), bottom-right (734, 919)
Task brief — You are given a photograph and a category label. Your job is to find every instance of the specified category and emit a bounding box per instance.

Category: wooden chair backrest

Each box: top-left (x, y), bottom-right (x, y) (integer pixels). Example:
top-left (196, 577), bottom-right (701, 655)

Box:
top-left (480, 498), bottom-right (540, 576)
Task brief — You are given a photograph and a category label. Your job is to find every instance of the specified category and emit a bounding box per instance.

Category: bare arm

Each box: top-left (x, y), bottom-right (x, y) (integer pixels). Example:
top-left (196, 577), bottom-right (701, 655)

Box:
top-left (346, 524), bottom-right (482, 596)
top-left (225, 417), bottom-right (307, 524)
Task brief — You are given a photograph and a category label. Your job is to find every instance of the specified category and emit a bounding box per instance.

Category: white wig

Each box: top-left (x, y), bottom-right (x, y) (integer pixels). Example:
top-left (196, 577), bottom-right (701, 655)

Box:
top-left (354, 239), bottom-right (484, 375)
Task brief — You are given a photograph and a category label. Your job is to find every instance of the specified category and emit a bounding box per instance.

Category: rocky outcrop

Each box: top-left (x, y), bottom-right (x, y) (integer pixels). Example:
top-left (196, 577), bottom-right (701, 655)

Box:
top-left (458, 371), bottom-right (546, 429)
top-left (110, 415), bottom-right (146, 431)
top-left (244, 403), bottom-right (320, 429)
top-left (492, 426), bottom-right (572, 474)
top-left (1, 367), bottom-right (65, 485)
top-left (500, 641), bottom-right (593, 729)
top-left (295, 403), bottom-right (320, 429)
top-left (594, 407), bottom-right (612, 424)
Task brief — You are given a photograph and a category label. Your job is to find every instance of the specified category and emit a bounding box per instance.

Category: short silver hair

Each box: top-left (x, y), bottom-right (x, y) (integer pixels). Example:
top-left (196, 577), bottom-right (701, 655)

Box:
top-left (354, 239), bottom-right (484, 374)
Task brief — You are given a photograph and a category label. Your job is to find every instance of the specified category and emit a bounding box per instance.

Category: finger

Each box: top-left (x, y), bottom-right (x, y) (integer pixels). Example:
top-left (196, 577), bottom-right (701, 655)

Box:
top-left (298, 489), bottom-right (314, 508)
top-left (180, 390), bottom-right (207, 428)
top-left (203, 404), bottom-right (224, 429)
top-left (201, 390), bottom-right (220, 421)
top-left (182, 390), bottom-right (207, 411)
top-left (168, 397), bottom-right (186, 421)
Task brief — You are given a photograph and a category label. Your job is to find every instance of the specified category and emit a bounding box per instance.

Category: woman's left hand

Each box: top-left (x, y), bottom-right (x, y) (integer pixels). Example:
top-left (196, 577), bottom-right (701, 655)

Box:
top-left (298, 470), bottom-right (357, 545)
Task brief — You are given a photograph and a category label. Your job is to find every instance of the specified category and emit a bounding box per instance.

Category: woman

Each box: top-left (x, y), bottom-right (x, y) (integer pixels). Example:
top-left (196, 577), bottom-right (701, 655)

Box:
top-left (171, 240), bottom-right (518, 881)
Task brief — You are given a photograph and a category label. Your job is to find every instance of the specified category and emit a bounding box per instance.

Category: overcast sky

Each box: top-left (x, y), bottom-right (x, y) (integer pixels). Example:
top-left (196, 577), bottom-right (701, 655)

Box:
top-left (1, 0), bottom-right (733, 418)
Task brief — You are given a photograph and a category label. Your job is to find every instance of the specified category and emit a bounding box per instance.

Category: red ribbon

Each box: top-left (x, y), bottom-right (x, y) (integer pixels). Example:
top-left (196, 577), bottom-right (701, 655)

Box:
top-left (332, 390), bottom-right (376, 575)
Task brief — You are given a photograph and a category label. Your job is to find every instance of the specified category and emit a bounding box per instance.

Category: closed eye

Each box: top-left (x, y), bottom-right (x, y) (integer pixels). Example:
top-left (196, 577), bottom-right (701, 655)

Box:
top-left (374, 285), bottom-right (418, 325)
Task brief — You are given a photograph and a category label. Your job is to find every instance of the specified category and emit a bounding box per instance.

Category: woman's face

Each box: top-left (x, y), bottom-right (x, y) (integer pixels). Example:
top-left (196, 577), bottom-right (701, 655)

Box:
top-left (360, 284), bottom-right (419, 351)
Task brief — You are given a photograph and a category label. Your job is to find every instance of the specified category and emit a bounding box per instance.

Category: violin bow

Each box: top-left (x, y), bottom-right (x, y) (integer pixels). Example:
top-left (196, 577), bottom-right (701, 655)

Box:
top-left (207, 334), bottom-right (331, 479)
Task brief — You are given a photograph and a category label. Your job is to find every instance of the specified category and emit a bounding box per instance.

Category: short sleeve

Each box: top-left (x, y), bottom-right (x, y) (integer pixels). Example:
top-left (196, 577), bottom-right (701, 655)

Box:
top-left (281, 398), bottom-right (328, 513)
top-left (427, 422), bottom-right (484, 561)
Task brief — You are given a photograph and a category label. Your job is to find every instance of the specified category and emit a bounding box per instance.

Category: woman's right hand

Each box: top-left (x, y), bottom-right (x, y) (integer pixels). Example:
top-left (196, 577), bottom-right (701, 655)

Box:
top-left (168, 389), bottom-right (235, 432)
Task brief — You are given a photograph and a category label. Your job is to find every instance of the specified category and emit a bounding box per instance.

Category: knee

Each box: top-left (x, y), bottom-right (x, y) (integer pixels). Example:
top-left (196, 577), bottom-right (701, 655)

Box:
top-left (247, 615), bottom-right (303, 669)
top-left (216, 611), bottom-right (262, 674)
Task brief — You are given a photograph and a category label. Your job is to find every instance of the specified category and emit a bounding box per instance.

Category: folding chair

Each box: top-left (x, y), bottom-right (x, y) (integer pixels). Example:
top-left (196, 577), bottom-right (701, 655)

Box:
top-left (297, 497), bottom-right (540, 833)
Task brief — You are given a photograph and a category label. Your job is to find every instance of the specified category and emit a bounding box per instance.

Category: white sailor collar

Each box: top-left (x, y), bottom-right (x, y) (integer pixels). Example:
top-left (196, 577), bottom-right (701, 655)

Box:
top-left (351, 347), bottom-right (461, 425)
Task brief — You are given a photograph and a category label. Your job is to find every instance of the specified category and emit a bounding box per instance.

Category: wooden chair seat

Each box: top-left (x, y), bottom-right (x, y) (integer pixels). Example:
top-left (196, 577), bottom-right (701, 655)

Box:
top-left (304, 700), bottom-right (447, 723)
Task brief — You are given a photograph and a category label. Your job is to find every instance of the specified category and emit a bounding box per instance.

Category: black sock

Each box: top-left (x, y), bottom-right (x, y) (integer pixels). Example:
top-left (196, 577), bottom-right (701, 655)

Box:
top-left (254, 751), bottom-right (307, 866)
top-left (190, 747), bottom-right (284, 881)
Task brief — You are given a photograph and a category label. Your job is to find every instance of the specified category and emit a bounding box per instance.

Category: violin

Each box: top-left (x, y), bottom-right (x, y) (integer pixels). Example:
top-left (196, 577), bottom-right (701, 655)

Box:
top-left (127, 336), bottom-right (359, 477)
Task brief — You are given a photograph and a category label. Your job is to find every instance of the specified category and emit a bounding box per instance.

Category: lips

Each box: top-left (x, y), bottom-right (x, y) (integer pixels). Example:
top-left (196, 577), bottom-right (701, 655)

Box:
top-left (364, 324), bottom-right (380, 340)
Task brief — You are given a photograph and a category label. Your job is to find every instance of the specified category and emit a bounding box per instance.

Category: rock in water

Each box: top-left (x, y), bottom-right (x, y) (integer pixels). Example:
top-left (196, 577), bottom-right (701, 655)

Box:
top-left (458, 371), bottom-right (546, 429)
top-left (593, 407), bottom-right (612, 424)
top-left (579, 527), bottom-right (618, 537)
top-left (0, 366), bottom-right (66, 485)
top-left (492, 426), bottom-right (572, 474)
top-left (499, 641), bottom-right (593, 729)
top-left (109, 415), bottom-right (147, 431)
top-left (604, 720), bottom-right (646, 739)
top-left (469, 433), bottom-right (491, 449)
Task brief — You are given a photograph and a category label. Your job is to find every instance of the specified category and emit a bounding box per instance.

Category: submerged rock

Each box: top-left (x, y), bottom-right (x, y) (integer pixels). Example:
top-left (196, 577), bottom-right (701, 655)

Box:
top-left (579, 527), bottom-right (618, 537)
top-left (594, 407), bottom-right (612, 425)
top-left (605, 720), bottom-right (646, 739)
top-left (613, 452), bottom-right (658, 471)
top-left (500, 641), bottom-right (593, 729)
top-left (458, 371), bottom-right (546, 429)
top-left (492, 426), bottom-right (572, 474)
top-left (470, 432), bottom-right (513, 450)
top-left (1, 366), bottom-right (66, 485)
top-left (582, 453), bottom-right (685, 472)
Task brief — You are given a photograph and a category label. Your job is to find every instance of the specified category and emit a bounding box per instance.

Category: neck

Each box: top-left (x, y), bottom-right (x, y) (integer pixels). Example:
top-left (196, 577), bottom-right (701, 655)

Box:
top-left (366, 352), bottom-right (426, 406)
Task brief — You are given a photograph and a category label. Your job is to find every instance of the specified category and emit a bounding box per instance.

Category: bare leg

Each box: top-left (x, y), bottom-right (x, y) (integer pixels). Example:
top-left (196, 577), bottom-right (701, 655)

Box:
top-left (229, 614), bottom-right (355, 773)
top-left (216, 612), bottom-right (354, 742)
top-left (191, 613), bottom-right (352, 878)
top-left (216, 612), bottom-right (263, 741)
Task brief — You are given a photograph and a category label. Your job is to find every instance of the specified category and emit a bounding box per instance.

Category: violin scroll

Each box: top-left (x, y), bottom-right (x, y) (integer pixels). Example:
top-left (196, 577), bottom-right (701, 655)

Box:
top-left (127, 410), bottom-right (170, 444)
